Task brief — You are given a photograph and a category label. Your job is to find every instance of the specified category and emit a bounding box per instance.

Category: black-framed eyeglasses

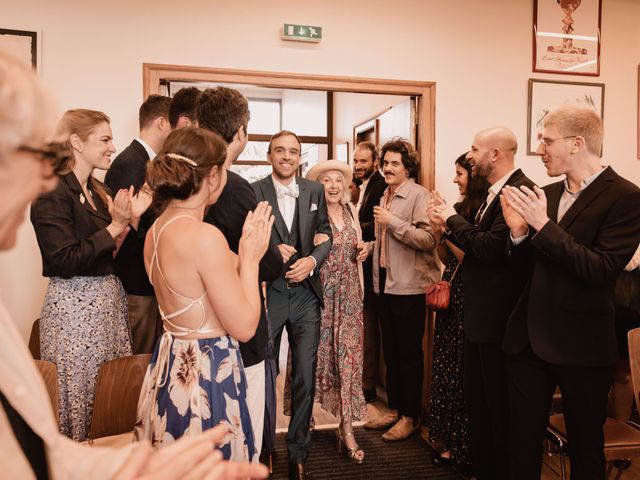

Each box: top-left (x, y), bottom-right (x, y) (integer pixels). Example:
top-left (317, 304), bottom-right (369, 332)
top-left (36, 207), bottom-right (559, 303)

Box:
top-left (17, 142), bottom-right (71, 173)
top-left (536, 134), bottom-right (576, 147)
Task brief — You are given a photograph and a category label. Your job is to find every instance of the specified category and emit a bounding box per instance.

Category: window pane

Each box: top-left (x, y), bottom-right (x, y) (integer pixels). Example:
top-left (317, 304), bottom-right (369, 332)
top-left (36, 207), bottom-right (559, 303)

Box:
top-left (248, 99), bottom-right (281, 135)
top-left (281, 90), bottom-right (327, 136)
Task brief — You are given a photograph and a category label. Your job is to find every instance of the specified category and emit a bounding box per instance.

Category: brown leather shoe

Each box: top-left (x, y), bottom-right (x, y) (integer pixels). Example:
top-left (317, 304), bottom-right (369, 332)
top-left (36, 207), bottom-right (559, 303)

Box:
top-left (288, 461), bottom-right (312, 480)
top-left (363, 411), bottom-right (398, 430)
top-left (381, 416), bottom-right (419, 442)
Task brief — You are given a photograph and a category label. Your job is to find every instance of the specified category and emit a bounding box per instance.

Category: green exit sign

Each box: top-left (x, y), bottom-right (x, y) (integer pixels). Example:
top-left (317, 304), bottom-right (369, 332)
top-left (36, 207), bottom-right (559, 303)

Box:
top-left (282, 24), bottom-right (322, 43)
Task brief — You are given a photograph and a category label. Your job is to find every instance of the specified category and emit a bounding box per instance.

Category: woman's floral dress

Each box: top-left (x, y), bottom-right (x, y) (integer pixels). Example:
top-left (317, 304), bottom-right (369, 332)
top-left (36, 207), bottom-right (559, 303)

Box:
top-left (313, 205), bottom-right (368, 422)
top-left (135, 333), bottom-right (256, 462)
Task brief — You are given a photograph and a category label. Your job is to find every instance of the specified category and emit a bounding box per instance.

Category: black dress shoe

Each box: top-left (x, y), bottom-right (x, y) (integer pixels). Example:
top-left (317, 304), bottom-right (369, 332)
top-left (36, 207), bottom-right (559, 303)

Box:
top-left (363, 388), bottom-right (377, 403)
top-left (288, 461), bottom-right (312, 480)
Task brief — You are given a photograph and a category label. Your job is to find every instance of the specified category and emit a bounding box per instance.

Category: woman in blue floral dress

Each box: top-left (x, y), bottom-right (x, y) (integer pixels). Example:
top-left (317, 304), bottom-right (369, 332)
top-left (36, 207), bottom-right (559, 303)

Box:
top-left (134, 127), bottom-right (274, 462)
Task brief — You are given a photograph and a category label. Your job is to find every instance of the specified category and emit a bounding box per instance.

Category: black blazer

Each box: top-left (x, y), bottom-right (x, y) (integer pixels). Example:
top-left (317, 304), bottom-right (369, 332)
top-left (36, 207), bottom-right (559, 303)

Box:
top-left (104, 139), bottom-right (154, 296)
top-left (31, 172), bottom-right (116, 278)
top-left (205, 170), bottom-right (285, 367)
top-left (104, 139), bottom-right (149, 193)
top-left (358, 170), bottom-right (387, 242)
top-left (446, 169), bottom-right (535, 344)
top-left (252, 175), bottom-right (332, 306)
top-left (503, 167), bottom-right (640, 366)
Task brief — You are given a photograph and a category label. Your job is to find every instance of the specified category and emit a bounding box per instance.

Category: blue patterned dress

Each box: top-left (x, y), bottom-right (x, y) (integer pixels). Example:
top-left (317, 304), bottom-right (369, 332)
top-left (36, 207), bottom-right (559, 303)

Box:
top-left (134, 215), bottom-right (255, 462)
top-left (135, 333), bottom-right (256, 462)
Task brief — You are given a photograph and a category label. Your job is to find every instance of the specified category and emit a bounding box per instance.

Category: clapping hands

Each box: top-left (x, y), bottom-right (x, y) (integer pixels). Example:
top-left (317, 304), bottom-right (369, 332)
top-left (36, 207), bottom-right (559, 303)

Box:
top-left (239, 201), bottom-right (275, 264)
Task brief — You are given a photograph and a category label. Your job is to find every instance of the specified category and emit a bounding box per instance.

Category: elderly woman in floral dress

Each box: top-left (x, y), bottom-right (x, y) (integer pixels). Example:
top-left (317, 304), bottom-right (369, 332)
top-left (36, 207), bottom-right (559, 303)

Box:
top-left (307, 160), bottom-right (369, 464)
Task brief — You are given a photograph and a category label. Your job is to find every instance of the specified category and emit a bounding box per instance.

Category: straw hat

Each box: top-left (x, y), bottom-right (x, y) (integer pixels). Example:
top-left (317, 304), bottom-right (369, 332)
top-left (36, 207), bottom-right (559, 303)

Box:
top-left (305, 159), bottom-right (353, 185)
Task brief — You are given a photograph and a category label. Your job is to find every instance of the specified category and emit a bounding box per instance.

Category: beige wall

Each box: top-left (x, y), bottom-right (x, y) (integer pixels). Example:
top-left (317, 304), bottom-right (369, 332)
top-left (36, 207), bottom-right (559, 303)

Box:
top-left (2, 0), bottom-right (640, 339)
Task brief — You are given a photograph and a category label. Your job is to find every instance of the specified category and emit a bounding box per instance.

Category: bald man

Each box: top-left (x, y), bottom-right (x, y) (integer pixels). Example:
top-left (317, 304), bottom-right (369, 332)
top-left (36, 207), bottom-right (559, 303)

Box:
top-left (430, 127), bottom-right (534, 480)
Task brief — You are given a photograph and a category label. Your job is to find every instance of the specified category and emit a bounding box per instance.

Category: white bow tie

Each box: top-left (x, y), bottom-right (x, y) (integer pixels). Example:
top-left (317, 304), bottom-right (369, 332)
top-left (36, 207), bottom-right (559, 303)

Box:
top-left (276, 183), bottom-right (299, 199)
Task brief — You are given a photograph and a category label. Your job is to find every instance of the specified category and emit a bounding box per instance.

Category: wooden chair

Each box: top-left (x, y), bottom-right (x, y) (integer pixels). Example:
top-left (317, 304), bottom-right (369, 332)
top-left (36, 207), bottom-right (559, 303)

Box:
top-left (89, 354), bottom-right (151, 440)
top-left (33, 359), bottom-right (58, 423)
top-left (546, 327), bottom-right (640, 479)
top-left (28, 319), bottom-right (40, 360)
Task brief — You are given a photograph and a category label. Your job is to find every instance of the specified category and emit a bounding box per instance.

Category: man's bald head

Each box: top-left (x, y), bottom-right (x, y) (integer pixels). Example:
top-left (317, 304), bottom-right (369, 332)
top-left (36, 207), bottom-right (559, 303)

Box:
top-left (476, 126), bottom-right (518, 157)
top-left (467, 126), bottom-right (518, 184)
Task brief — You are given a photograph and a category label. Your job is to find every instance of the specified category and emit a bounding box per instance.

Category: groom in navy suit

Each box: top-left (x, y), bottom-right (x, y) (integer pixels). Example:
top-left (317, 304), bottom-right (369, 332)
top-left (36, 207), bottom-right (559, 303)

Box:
top-left (252, 130), bottom-right (332, 480)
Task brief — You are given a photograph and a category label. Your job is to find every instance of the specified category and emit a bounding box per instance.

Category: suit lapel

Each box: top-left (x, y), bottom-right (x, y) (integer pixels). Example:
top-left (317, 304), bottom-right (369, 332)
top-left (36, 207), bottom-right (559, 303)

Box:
top-left (545, 182), bottom-right (564, 223)
top-left (478, 169), bottom-right (524, 228)
top-left (261, 177), bottom-right (287, 242)
top-left (297, 178), bottom-right (310, 244)
top-left (63, 173), bottom-right (111, 223)
top-left (558, 167), bottom-right (616, 230)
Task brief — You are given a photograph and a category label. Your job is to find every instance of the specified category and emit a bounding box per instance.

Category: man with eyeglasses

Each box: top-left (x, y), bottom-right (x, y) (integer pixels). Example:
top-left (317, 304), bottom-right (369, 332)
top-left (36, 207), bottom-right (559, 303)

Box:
top-left (501, 104), bottom-right (640, 479)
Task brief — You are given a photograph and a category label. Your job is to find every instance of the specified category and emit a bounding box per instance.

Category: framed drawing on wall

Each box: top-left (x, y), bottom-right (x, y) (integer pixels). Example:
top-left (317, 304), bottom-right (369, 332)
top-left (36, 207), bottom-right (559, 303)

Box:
top-left (527, 78), bottom-right (604, 155)
top-left (533, 0), bottom-right (601, 76)
top-left (0, 28), bottom-right (38, 70)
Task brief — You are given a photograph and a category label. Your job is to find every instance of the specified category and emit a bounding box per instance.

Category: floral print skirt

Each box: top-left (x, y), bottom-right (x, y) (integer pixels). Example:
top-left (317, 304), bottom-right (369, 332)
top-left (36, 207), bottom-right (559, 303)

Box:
top-left (134, 332), bottom-right (256, 462)
top-left (40, 275), bottom-right (132, 442)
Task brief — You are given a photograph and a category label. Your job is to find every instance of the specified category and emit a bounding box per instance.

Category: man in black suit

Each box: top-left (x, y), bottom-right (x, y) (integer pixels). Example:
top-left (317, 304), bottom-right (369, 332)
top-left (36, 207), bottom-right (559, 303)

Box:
top-left (430, 126), bottom-right (534, 480)
top-left (104, 94), bottom-right (171, 354)
top-left (501, 105), bottom-right (640, 479)
top-left (252, 130), bottom-right (332, 480)
top-left (353, 141), bottom-right (387, 404)
top-left (197, 87), bottom-right (284, 462)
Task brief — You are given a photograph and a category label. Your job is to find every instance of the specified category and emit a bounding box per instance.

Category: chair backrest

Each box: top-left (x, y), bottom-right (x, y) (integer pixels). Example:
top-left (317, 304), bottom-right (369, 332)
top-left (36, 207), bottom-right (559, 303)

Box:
top-left (28, 319), bottom-right (40, 360)
top-left (33, 359), bottom-right (58, 423)
top-left (89, 354), bottom-right (151, 440)
top-left (628, 328), bottom-right (640, 411)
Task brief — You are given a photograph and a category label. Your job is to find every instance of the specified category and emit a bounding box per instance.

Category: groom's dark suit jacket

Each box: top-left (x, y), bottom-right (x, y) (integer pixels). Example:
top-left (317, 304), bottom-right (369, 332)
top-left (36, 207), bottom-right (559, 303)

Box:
top-left (252, 176), bottom-right (332, 305)
top-left (503, 167), bottom-right (640, 366)
top-left (446, 168), bottom-right (535, 344)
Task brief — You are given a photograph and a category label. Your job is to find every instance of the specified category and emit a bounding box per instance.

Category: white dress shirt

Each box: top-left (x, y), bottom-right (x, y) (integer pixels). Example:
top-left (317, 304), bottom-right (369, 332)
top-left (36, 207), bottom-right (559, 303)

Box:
top-left (272, 177), bottom-right (298, 232)
top-left (477, 168), bottom-right (517, 224)
top-left (356, 177), bottom-right (370, 213)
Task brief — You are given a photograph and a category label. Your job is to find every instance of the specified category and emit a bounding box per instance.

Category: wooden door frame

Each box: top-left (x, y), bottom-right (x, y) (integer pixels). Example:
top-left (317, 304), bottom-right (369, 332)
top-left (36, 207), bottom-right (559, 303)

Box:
top-left (142, 63), bottom-right (436, 189)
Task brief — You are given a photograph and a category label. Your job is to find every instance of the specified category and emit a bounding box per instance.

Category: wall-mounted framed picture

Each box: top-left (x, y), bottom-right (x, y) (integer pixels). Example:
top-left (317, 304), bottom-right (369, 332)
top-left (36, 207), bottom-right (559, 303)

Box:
top-left (0, 28), bottom-right (38, 70)
top-left (533, 0), bottom-right (601, 76)
top-left (527, 78), bottom-right (604, 155)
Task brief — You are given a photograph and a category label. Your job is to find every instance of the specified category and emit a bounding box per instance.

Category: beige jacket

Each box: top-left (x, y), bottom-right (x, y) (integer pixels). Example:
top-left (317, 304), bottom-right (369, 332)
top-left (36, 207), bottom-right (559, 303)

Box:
top-left (372, 179), bottom-right (440, 295)
top-left (0, 299), bottom-right (134, 480)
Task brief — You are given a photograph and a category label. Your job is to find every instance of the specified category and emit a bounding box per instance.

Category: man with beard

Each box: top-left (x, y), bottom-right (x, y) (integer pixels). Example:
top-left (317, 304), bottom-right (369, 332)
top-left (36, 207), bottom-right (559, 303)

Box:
top-left (353, 142), bottom-right (387, 404)
top-left (429, 127), bottom-right (534, 480)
